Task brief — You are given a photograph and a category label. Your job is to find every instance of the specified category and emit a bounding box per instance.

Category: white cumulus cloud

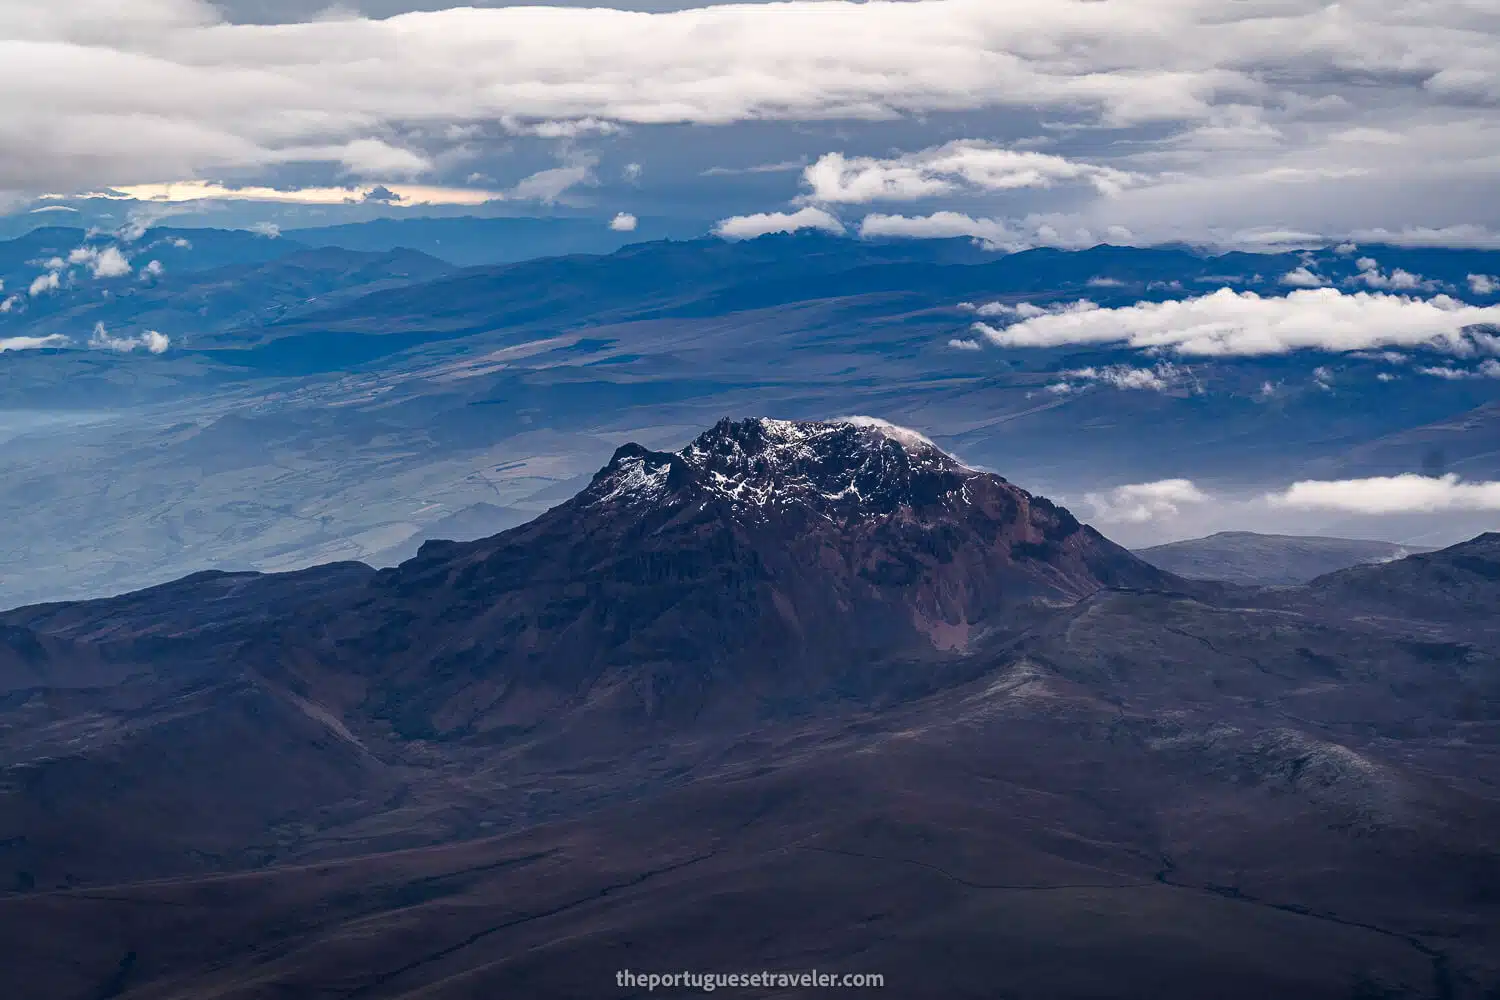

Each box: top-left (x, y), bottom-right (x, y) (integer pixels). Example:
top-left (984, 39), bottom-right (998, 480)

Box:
top-left (801, 142), bottom-right (1139, 205)
top-left (609, 212), bottom-right (638, 232)
top-left (977, 288), bottom-right (1500, 357)
top-left (1470, 274), bottom-right (1499, 296)
top-left (1084, 479), bottom-right (1210, 523)
top-left (1063, 362), bottom-right (1183, 392)
top-left (1279, 266), bottom-right (1326, 288)
top-left (28, 271), bottom-right (61, 297)
top-left (1350, 257), bottom-right (1443, 292)
top-left (88, 323), bottom-right (170, 354)
top-left (1268, 474), bottom-right (1500, 514)
top-left (1417, 360), bottom-right (1500, 379)
top-left (68, 245), bottom-right (133, 278)
top-left (714, 207), bottom-right (844, 240)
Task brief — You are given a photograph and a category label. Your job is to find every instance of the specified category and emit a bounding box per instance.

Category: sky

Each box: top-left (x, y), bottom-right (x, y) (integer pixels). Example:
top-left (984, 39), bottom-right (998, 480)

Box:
top-left (3, 0), bottom-right (1499, 245)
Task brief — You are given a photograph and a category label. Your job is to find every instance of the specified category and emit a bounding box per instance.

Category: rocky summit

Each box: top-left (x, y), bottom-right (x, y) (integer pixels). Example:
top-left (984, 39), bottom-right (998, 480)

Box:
top-left (321, 418), bottom-right (1178, 736)
top-left (586, 417), bottom-right (975, 515)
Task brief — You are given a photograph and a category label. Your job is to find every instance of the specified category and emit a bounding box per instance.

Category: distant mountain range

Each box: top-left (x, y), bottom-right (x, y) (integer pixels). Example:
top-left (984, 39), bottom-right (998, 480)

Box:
top-left (2, 225), bottom-right (1498, 608)
top-left (1, 419), bottom-right (1496, 999)
top-left (1136, 531), bottom-right (1436, 586)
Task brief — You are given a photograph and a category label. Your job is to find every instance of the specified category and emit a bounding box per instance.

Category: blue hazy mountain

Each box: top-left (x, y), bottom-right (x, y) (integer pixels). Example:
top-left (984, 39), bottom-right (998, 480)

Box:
top-left (1135, 531), bottom-right (1436, 586)
top-left (2, 225), bottom-right (1498, 607)
top-left (285, 214), bottom-right (708, 266)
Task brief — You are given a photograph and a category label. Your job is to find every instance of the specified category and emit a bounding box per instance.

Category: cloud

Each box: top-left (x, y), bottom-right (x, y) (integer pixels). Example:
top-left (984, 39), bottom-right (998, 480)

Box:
top-left (1087, 276), bottom-right (1127, 288)
top-left (67, 245), bottom-right (133, 278)
top-left (1350, 257), bottom-right (1443, 292)
top-left (859, 212), bottom-right (1027, 252)
top-left (3, 0), bottom-right (1499, 254)
top-left (1279, 266), bottom-right (1325, 288)
top-left (859, 212), bottom-right (1129, 253)
top-left (948, 337), bottom-right (982, 351)
top-left (1062, 362), bottom-right (1183, 392)
top-left (88, 323), bottom-right (170, 354)
top-left (1417, 360), bottom-right (1500, 380)
top-left (1330, 127), bottom-right (1404, 146)
top-left (801, 142), bottom-right (1139, 204)
top-left (28, 271), bottom-right (61, 296)
top-left (701, 160), bottom-right (806, 178)
top-left (107, 180), bottom-right (500, 207)
top-left (115, 203), bottom-right (194, 242)
top-left (977, 288), bottom-right (1500, 357)
top-left (1348, 226), bottom-right (1500, 249)
top-left (1084, 479), bottom-right (1210, 523)
top-left (964, 299), bottom-right (1098, 320)
top-left (250, 221), bottom-right (281, 238)
top-left (608, 211), bottom-right (638, 232)
top-left (714, 207), bottom-right (845, 240)
top-left (334, 138), bottom-right (431, 179)
top-left (0, 1), bottom-right (1354, 195)
top-left (141, 259), bottom-right (164, 279)
top-left (840, 416), bottom-right (939, 453)
top-left (504, 116), bottom-right (622, 139)
top-left (1470, 274), bottom-right (1499, 296)
top-left (509, 154), bottom-right (597, 204)
top-left (1267, 474), bottom-right (1500, 514)
top-left (0, 334), bottom-right (69, 352)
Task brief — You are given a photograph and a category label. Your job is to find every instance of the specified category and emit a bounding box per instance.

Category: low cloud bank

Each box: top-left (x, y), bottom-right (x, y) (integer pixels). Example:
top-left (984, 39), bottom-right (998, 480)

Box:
top-left (977, 288), bottom-right (1500, 357)
top-left (1085, 473), bottom-right (1500, 524)
top-left (714, 207), bottom-right (844, 240)
top-left (0, 334), bottom-right (69, 352)
top-left (1268, 474), bottom-right (1500, 514)
top-left (802, 142), bottom-right (1137, 205)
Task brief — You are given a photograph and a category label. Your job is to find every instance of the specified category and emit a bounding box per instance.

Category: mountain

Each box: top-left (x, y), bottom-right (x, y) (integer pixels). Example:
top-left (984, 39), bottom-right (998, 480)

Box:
top-left (287, 214), bottom-right (708, 266)
top-left (4, 234), bottom-right (1500, 613)
top-left (0, 245), bottom-right (452, 355)
top-left (309, 418), bottom-right (1177, 738)
top-left (0, 419), bottom-right (1177, 879)
top-left (1, 419), bottom-right (1498, 998)
top-left (1136, 531), bottom-right (1434, 586)
top-left (1305, 532), bottom-right (1500, 628)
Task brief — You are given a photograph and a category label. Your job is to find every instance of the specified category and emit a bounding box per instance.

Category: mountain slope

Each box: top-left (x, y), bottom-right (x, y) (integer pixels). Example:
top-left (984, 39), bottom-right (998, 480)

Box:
top-left (1304, 532), bottom-right (1500, 627)
top-left (1, 419), bottom-right (1499, 997)
top-left (1136, 531), bottom-right (1434, 586)
top-left (316, 418), bottom-right (1177, 737)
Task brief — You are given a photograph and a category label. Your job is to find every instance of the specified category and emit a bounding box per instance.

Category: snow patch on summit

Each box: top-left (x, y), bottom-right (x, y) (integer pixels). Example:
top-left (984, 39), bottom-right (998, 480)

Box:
top-left (839, 416), bottom-right (940, 453)
top-left (590, 417), bottom-right (973, 514)
top-left (595, 452), bottom-right (674, 505)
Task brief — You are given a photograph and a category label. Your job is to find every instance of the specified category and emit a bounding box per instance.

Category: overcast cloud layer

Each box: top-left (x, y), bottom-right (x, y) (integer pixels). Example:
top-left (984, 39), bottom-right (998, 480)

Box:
top-left (3, 0), bottom-right (1499, 244)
